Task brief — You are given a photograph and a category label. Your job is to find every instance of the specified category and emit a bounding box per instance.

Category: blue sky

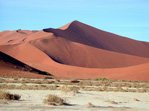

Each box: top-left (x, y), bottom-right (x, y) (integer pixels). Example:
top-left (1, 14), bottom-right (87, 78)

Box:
top-left (0, 0), bottom-right (149, 42)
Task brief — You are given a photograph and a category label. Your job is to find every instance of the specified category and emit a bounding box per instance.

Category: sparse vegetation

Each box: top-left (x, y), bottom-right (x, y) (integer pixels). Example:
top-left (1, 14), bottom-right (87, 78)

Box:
top-left (86, 102), bottom-right (95, 108)
top-left (60, 85), bottom-right (79, 94)
top-left (44, 76), bottom-right (53, 79)
top-left (0, 77), bottom-right (148, 92)
top-left (104, 100), bottom-right (118, 104)
top-left (0, 90), bottom-right (21, 100)
top-left (44, 71), bottom-right (53, 76)
top-left (94, 78), bottom-right (108, 81)
top-left (43, 94), bottom-right (65, 105)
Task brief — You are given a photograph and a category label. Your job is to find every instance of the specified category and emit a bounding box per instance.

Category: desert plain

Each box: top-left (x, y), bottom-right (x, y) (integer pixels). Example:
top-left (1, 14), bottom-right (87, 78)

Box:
top-left (0, 77), bottom-right (149, 111)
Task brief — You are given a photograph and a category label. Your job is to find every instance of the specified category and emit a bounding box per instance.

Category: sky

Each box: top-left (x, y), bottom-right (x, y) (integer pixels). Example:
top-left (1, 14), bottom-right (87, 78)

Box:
top-left (0, 0), bottom-right (149, 42)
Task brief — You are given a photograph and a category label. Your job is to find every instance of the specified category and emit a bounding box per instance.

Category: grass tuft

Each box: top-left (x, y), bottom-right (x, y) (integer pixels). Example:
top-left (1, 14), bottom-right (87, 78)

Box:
top-left (0, 90), bottom-right (21, 100)
top-left (43, 94), bottom-right (65, 105)
top-left (60, 86), bottom-right (79, 94)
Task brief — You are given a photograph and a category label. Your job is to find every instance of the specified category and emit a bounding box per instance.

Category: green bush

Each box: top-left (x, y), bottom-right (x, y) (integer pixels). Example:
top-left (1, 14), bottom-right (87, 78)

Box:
top-left (44, 76), bottom-right (53, 79)
top-left (44, 71), bottom-right (53, 76)
top-left (94, 78), bottom-right (108, 80)
top-left (103, 78), bottom-right (108, 80)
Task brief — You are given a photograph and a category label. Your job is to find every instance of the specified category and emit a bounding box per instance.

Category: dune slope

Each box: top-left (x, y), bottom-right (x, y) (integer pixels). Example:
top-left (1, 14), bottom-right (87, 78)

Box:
top-left (43, 20), bottom-right (149, 58)
top-left (31, 36), bottom-right (149, 68)
top-left (0, 51), bottom-right (50, 78)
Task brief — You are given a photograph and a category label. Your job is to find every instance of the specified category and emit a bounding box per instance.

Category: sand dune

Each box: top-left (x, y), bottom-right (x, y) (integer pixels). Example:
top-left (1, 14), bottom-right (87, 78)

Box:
top-left (0, 51), bottom-right (49, 78)
top-left (0, 42), bottom-right (148, 81)
top-left (0, 21), bottom-right (149, 81)
top-left (31, 36), bottom-right (149, 68)
top-left (0, 30), bottom-right (34, 45)
top-left (44, 21), bottom-right (149, 58)
top-left (59, 21), bottom-right (73, 30)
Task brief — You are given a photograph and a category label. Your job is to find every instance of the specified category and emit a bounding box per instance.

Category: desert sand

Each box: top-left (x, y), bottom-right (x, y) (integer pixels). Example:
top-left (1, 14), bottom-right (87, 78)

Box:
top-left (0, 90), bottom-right (149, 111)
top-left (0, 20), bottom-right (149, 81)
top-left (0, 78), bottom-right (149, 111)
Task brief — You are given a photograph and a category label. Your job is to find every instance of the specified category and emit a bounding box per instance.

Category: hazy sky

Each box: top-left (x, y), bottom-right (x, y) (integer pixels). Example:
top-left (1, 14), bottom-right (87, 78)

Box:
top-left (0, 0), bottom-right (149, 42)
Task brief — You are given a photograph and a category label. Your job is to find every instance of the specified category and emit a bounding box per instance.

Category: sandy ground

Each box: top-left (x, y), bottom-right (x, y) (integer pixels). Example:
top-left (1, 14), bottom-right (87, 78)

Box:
top-left (0, 90), bottom-right (149, 111)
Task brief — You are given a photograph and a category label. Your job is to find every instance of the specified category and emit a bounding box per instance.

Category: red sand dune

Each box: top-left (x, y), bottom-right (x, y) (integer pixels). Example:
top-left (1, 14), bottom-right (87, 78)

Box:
top-left (44, 21), bottom-right (149, 58)
top-left (31, 36), bottom-right (149, 68)
top-left (0, 21), bottom-right (149, 81)
top-left (0, 53), bottom-right (48, 79)
top-left (0, 60), bottom-right (47, 78)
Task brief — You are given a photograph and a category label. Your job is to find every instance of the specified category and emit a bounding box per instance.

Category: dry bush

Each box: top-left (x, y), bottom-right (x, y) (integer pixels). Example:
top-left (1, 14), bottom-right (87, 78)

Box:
top-left (70, 79), bottom-right (80, 84)
top-left (133, 98), bottom-right (140, 101)
top-left (60, 86), bottom-right (79, 94)
top-left (43, 94), bottom-right (65, 105)
top-left (79, 81), bottom-right (92, 86)
top-left (101, 86), bottom-right (107, 91)
top-left (0, 90), bottom-right (21, 100)
top-left (104, 100), bottom-right (118, 104)
top-left (86, 102), bottom-right (95, 108)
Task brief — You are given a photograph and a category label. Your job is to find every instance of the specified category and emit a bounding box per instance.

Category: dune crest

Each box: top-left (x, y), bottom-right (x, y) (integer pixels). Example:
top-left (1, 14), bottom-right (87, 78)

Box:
top-left (58, 21), bottom-right (74, 30)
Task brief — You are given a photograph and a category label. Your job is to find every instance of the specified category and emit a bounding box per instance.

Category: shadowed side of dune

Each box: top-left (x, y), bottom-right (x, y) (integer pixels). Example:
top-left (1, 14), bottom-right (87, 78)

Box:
top-left (0, 51), bottom-right (49, 75)
top-left (31, 36), bottom-right (149, 68)
top-left (43, 21), bottom-right (149, 58)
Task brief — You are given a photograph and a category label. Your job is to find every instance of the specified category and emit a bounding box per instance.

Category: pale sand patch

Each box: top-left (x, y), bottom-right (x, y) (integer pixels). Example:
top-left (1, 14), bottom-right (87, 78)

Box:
top-left (0, 90), bottom-right (149, 111)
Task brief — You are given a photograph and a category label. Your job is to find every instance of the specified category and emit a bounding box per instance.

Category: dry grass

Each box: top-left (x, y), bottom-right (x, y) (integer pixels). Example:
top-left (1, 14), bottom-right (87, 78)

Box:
top-left (133, 98), bottom-right (140, 101)
top-left (0, 84), bottom-right (58, 90)
top-left (0, 77), bottom-right (149, 92)
top-left (0, 83), bottom-right (148, 92)
top-left (104, 100), bottom-right (118, 104)
top-left (60, 85), bottom-right (79, 94)
top-left (0, 78), bottom-right (54, 84)
top-left (0, 90), bottom-right (21, 100)
top-left (43, 94), bottom-right (65, 105)
top-left (85, 102), bottom-right (95, 108)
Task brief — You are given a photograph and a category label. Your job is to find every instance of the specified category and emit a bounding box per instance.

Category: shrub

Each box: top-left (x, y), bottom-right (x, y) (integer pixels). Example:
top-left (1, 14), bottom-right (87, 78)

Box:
top-left (44, 72), bottom-right (53, 76)
top-left (86, 102), bottom-right (95, 108)
top-left (104, 100), bottom-right (118, 104)
top-left (60, 86), bottom-right (79, 93)
top-left (94, 78), bottom-right (108, 81)
top-left (103, 78), bottom-right (108, 80)
top-left (44, 76), bottom-right (53, 79)
top-left (0, 90), bottom-right (21, 100)
top-left (70, 80), bottom-right (80, 84)
top-left (43, 94), bottom-right (65, 105)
